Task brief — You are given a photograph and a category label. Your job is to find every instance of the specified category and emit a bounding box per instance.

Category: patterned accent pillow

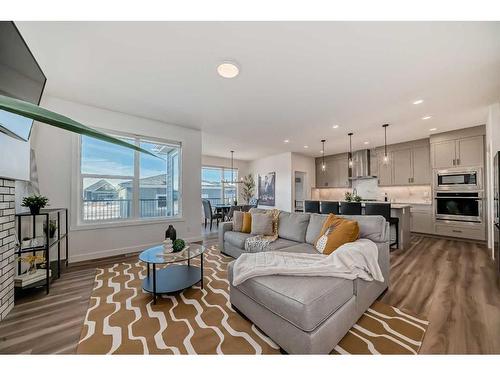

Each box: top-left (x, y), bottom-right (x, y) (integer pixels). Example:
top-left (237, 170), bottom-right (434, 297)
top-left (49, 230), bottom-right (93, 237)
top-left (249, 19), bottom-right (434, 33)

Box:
top-left (315, 214), bottom-right (359, 254)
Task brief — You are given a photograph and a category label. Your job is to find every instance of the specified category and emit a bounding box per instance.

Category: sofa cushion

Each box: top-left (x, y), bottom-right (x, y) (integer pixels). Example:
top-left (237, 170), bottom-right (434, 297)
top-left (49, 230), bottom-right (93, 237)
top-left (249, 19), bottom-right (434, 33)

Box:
top-left (233, 211), bottom-right (244, 232)
top-left (224, 231), bottom-right (253, 248)
top-left (249, 207), bottom-right (270, 215)
top-left (341, 215), bottom-right (387, 243)
top-left (278, 211), bottom-right (311, 243)
top-left (305, 214), bottom-right (328, 244)
top-left (274, 243), bottom-right (318, 254)
top-left (266, 238), bottom-right (300, 251)
top-left (229, 262), bottom-right (354, 332)
top-left (251, 213), bottom-right (274, 236)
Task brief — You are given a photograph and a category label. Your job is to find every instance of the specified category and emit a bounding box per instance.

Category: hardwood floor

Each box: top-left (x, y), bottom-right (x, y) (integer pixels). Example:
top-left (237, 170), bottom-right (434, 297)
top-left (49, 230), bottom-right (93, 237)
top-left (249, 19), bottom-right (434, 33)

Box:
top-left (0, 230), bottom-right (499, 354)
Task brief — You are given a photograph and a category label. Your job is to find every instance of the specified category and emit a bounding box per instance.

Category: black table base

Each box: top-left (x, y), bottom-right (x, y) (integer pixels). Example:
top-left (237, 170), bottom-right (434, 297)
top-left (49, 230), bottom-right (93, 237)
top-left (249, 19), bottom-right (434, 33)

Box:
top-left (142, 264), bottom-right (203, 304)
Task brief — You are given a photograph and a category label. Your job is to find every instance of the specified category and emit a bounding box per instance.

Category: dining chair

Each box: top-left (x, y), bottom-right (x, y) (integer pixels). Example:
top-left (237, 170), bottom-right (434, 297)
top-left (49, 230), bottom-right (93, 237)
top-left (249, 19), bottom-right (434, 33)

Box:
top-left (319, 201), bottom-right (340, 214)
top-left (364, 203), bottom-right (399, 249)
top-left (202, 199), bottom-right (223, 230)
top-left (304, 200), bottom-right (320, 213)
top-left (339, 202), bottom-right (362, 215)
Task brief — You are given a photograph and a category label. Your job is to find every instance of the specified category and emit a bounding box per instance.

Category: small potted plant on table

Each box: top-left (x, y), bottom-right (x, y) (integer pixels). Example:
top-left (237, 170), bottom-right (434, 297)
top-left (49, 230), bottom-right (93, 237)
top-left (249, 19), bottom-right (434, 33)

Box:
top-left (21, 195), bottom-right (49, 215)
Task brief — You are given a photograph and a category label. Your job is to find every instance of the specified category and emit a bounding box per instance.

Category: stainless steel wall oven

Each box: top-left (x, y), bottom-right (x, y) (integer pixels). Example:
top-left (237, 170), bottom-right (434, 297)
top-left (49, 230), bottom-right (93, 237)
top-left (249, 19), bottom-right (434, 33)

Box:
top-left (434, 191), bottom-right (483, 223)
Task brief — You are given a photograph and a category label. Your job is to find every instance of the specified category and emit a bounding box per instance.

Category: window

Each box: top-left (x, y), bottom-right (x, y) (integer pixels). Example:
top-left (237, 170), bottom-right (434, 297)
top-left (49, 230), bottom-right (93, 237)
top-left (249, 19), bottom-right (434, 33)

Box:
top-left (80, 133), bottom-right (181, 223)
top-left (201, 166), bottom-right (238, 207)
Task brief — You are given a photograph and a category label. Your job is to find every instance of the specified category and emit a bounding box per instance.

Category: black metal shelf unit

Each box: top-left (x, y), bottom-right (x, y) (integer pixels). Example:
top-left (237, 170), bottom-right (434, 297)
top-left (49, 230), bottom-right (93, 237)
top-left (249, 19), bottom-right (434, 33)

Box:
top-left (15, 208), bottom-right (69, 294)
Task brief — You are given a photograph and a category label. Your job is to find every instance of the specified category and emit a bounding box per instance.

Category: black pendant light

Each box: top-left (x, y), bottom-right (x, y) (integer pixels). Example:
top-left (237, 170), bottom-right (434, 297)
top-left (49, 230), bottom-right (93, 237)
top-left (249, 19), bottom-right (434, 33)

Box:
top-left (348, 132), bottom-right (353, 168)
top-left (321, 139), bottom-right (326, 171)
top-left (382, 124), bottom-right (389, 164)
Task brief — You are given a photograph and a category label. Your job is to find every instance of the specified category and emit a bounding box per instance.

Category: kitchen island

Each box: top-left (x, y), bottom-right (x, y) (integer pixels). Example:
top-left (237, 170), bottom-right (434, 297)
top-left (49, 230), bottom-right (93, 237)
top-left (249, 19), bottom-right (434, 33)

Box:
top-left (317, 201), bottom-right (412, 250)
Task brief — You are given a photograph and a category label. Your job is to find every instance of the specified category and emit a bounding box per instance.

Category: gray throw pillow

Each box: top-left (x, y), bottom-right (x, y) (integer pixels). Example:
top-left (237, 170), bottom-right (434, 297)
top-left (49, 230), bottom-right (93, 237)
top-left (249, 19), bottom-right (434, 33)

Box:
top-left (233, 211), bottom-right (244, 232)
top-left (251, 213), bottom-right (273, 236)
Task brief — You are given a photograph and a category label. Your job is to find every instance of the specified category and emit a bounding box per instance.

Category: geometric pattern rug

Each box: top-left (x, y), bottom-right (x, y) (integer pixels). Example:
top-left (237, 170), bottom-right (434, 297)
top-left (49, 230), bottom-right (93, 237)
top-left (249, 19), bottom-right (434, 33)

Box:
top-left (77, 245), bottom-right (428, 354)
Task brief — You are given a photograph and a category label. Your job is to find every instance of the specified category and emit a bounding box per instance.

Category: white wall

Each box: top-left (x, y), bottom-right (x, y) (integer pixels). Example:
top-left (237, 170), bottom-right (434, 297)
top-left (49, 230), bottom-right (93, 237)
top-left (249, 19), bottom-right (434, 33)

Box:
top-left (249, 152), bottom-right (293, 211)
top-left (485, 102), bottom-right (500, 256)
top-left (32, 96), bottom-right (202, 262)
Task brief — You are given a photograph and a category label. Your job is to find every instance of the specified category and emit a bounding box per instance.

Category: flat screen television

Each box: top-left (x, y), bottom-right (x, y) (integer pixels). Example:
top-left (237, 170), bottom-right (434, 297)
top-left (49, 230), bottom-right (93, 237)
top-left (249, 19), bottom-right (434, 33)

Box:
top-left (0, 21), bottom-right (46, 141)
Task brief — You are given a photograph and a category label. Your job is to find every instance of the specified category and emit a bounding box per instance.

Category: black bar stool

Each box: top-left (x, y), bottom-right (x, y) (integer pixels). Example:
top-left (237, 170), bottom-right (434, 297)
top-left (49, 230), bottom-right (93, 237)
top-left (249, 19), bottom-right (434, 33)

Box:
top-left (304, 200), bottom-right (320, 213)
top-left (364, 203), bottom-right (399, 249)
top-left (320, 201), bottom-right (339, 214)
top-left (339, 202), bottom-right (362, 215)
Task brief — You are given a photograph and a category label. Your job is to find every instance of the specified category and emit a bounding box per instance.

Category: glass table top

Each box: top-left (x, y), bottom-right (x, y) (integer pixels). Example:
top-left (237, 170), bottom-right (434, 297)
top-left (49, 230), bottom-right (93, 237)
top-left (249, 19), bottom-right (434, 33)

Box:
top-left (139, 243), bottom-right (205, 264)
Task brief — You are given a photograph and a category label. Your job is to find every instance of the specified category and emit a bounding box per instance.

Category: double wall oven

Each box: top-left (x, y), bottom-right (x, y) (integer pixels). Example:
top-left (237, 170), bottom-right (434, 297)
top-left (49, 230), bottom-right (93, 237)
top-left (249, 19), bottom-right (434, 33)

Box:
top-left (434, 168), bottom-right (483, 223)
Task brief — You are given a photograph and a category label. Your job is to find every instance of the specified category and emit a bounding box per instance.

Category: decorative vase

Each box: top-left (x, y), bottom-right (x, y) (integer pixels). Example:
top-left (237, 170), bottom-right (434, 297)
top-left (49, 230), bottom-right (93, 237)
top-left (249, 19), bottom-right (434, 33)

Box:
top-left (165, 225), bottom-right (177, 241)
top-left (29, 206), bottom-right (40, 215)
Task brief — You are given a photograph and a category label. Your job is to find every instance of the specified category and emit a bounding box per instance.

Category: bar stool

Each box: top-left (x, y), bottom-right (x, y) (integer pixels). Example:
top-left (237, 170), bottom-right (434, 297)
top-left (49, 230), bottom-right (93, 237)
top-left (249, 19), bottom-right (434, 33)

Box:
top-left (319, 201), bottom-right (340, 214)
top-left (364, 203), bottom-right (399, 249)
top-left (339, 202), bottom-right (362, 215)
top-left (304, 200), bottom-right (320, 213)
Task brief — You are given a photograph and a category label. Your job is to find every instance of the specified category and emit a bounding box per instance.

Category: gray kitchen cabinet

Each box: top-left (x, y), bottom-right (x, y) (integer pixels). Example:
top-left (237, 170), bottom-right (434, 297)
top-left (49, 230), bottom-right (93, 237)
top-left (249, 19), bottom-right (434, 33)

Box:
top-left (334, 156), bottom-right (350, 187)
top-left (431, 134), bottom-right (484, 169)
top-left (432, 140), bottom-right (456, 169)
top-left (410, 205), bottom-right (434, 234)
top-left (457, 136), bottom-right (483, 167)
top-left (412, 145), bottom-right (431, 184)
top-left (377, 151), bottom-right (393, 186)
top-left (393, 148), bottom-right (413, 185)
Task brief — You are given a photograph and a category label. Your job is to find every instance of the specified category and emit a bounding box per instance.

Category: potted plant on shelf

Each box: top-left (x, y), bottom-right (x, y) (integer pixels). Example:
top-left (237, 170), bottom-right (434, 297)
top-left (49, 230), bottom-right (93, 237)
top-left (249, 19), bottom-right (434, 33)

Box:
top-left (21, 195), bottom-right (49, 215)
top-left (43, 220), bottom-right (57, 239)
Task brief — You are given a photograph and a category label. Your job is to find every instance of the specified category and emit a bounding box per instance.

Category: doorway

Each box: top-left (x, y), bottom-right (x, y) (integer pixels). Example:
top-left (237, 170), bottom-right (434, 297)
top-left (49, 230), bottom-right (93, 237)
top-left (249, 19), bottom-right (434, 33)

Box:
top-left (294, 171), bottom-right (306, 212)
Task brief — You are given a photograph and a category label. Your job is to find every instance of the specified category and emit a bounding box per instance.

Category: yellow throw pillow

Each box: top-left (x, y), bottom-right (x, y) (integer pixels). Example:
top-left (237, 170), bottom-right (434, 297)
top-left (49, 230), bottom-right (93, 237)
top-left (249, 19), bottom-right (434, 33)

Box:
top-left (315, 214), bottom-right (359, 255)
top-left (241, 212), bottom-right (252, 234)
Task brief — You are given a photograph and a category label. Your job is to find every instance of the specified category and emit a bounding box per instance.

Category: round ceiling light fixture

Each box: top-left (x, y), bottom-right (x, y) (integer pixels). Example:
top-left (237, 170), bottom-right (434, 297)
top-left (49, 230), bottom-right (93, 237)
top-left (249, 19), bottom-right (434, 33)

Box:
top-left (217, 61), bottom-right (240, 78)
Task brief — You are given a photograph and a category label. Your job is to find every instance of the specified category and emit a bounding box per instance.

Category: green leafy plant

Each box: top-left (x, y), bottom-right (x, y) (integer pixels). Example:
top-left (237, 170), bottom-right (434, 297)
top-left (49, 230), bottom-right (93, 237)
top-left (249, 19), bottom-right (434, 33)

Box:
top-left (43, 220), bottom-right (57, 238)
top-left (344, 192), bottom-right (353, 202)
top-left (0, 94), bottom-right (158, 158)
top-left (241, 174), bottom-right (256, 204)
top-left (353, 194), bottom-right (362, 203)
top-left (173, 239), bottom-right (186, 252)
top-left (22, 195), bottom-right (49, 215)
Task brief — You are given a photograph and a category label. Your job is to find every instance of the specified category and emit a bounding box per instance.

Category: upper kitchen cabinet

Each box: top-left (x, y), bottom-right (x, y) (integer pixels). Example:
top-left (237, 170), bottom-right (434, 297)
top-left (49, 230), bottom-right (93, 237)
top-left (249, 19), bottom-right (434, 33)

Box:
top-left (315, 154), bottom-right (350, 188)
top-left (430, 126), bottom-right (485, 170)
top-left (376, 139), bottom-right (430, 186)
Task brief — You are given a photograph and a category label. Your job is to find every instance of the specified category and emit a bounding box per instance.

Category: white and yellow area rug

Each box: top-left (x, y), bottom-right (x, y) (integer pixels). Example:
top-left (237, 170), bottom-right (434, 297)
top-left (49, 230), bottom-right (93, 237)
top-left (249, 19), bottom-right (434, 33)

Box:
top-left (77, 245), bottom-right (428, 354)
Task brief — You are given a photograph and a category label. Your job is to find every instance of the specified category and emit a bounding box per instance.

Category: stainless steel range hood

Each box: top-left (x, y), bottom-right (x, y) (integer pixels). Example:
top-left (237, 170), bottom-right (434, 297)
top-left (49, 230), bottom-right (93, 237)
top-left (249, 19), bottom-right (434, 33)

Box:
top-left (349, 149), bottom-right (377, 180)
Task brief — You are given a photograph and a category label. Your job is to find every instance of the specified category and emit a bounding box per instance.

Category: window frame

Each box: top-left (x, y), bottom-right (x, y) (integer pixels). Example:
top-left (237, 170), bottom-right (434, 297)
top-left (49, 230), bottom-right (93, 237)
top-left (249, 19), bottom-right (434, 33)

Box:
top-left (201, 165), bottom-right (239, 205)
top-left (75, 129), bottom-right (183, 229)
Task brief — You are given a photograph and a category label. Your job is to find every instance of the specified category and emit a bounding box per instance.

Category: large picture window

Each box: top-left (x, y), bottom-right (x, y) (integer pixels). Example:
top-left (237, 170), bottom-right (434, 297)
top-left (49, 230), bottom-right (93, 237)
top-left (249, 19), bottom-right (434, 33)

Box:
top-left (80, 133), bottom-right (181, 223)
top-left (201, 166), bottom-right (238, 207)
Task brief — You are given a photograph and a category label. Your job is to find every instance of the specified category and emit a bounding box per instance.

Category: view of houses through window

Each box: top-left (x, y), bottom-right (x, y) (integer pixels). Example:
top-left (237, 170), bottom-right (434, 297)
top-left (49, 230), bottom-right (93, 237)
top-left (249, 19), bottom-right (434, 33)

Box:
top-left (201, 166), bottom-right (238, 207)
top-left (81, 134), bottom-right (180, 222)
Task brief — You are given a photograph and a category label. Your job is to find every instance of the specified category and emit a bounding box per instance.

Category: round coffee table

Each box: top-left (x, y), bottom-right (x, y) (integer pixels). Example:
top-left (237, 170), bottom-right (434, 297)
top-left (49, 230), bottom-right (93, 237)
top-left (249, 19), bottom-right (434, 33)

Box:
top-left (139, 243), bottom-right (205, 304)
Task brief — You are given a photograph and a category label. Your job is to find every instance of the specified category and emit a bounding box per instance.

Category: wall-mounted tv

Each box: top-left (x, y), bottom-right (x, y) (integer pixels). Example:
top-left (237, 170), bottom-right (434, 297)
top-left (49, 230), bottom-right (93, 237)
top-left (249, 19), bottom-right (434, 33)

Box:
top-left (0, 21), bottom-right (46, 141)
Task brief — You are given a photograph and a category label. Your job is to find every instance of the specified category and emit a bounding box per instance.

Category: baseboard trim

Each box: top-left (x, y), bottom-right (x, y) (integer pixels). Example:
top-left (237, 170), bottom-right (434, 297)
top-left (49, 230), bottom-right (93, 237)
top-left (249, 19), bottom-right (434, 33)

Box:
top-left (69, 235), bottom-right (204, 263)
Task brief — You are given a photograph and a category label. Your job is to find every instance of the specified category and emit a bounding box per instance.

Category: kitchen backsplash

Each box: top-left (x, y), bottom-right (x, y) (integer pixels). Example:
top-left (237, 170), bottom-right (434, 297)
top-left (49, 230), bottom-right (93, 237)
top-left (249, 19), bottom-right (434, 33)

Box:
top-left (311, 178), bottom-right (432, 204)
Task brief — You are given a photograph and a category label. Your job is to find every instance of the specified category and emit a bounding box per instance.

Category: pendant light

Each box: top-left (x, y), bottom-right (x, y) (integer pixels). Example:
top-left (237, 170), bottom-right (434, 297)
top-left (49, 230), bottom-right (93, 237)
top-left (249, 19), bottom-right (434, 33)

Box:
top-left (382, 124), bottom-right (389, 164)
top-left (222, 151), bottom-right (243, 184)
top-left (321, 139), bottom-right (326, 171)
top-left (348, 133), bottom-right (353, 168)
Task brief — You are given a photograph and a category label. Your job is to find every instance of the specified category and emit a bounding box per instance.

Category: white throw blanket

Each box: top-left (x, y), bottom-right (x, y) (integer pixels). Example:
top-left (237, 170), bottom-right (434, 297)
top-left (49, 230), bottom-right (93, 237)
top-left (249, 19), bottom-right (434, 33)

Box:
top-left (231, 238), bottom-right (384, 286)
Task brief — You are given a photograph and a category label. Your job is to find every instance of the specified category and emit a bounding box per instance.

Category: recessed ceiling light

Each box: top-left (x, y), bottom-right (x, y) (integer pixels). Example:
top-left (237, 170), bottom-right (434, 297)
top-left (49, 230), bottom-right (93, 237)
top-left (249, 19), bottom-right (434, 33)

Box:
top-left (320, 150), bottom-right (324, 153)
top-left (429, 128), bottom-right (437, 131)
top-left (217, 62), bottom-right (240, 78)
top-left (332, 125), bottom-right (339, 129)
top-left (303, 145), bottom-right (309, 149)
top-left (422, 116), bottom-right (432, 120)
top-left (413, 99), bottom-right (424, 105)
top-left (283, 139), bottom-right (290, 143)
top-left (364, 141), bottom-right (369, 145)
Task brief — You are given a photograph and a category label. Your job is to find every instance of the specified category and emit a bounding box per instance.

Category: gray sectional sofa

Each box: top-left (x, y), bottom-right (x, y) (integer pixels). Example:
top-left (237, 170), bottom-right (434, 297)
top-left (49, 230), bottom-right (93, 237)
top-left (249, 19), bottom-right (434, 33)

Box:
top-left (220, 208), bottom-right (390, 354)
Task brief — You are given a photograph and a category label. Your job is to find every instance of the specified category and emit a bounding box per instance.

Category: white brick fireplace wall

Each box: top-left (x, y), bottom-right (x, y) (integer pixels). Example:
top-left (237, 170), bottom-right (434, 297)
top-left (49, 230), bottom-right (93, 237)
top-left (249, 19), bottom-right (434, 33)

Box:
top-left (0, 178), bottom-right (16, 321)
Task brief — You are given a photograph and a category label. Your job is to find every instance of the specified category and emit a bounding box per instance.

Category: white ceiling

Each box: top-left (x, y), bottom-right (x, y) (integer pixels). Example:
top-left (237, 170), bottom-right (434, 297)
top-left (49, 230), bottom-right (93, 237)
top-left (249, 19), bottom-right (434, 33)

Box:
top-left (16, 21), bottom-right (500, 160)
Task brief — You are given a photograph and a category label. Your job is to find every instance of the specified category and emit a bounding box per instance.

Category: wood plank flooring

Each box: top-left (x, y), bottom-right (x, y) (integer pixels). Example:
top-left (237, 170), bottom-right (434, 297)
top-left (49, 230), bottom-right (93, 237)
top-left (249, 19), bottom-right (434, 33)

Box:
top-left (0, 229), bottom-right (499, 354)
